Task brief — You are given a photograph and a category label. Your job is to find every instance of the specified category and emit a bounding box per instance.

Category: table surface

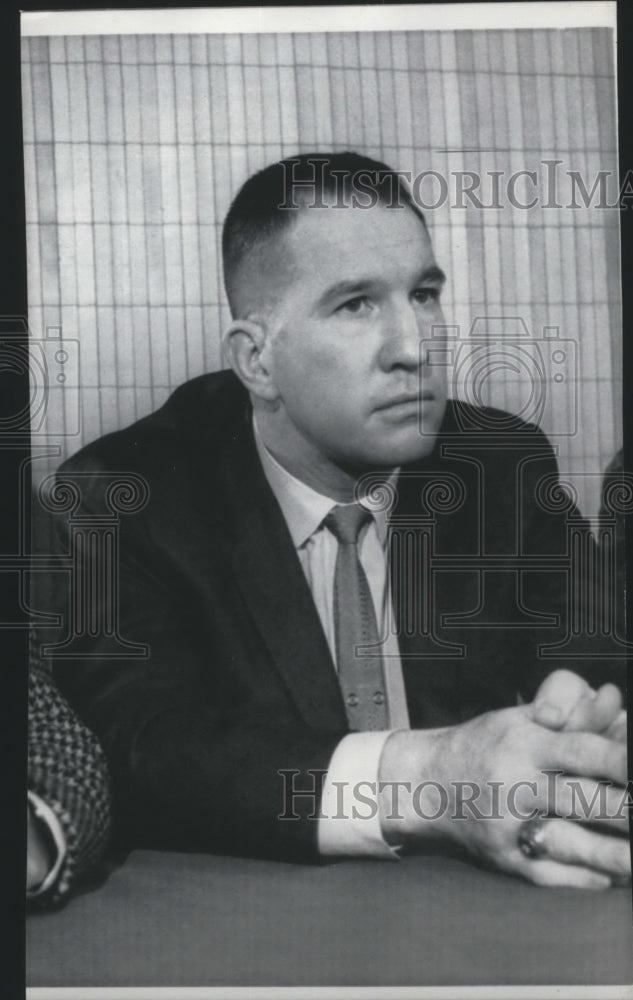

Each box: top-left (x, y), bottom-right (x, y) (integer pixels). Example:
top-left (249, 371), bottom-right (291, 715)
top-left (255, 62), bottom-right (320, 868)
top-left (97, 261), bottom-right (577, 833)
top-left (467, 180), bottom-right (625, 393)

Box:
top-left (27, 849), bottom-right (633, 988)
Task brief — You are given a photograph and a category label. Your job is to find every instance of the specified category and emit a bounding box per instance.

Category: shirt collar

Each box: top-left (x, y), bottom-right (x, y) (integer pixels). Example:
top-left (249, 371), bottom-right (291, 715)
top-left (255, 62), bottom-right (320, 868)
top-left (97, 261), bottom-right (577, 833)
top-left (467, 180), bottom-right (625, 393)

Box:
top-left (253, 416), bottom-right (396, 550)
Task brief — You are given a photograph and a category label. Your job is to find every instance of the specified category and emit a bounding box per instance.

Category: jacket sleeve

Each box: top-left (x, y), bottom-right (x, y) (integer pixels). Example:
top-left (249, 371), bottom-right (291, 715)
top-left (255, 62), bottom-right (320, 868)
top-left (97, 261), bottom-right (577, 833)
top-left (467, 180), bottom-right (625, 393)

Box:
top-left (28, 632), bottom-right (112, 906)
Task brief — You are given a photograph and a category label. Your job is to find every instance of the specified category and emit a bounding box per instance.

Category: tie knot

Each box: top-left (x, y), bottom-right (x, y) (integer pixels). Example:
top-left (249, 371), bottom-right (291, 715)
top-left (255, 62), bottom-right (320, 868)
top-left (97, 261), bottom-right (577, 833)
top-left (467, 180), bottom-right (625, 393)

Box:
top-left (324, 503), bottom-right (372, 545)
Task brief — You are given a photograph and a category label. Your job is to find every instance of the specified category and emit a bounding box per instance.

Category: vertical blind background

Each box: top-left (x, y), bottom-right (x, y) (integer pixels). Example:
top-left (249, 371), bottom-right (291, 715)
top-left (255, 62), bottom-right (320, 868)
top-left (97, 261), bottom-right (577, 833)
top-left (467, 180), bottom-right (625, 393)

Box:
top-left (22, 28), bottom-right (620, 520)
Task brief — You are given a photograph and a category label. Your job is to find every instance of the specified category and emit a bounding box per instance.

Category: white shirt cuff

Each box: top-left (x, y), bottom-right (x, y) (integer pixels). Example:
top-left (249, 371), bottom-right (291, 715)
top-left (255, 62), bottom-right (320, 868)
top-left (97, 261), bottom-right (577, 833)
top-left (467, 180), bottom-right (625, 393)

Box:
top-left (318, 731), bottom-right (401, 858)
top-left (27, 790), bottom-right (67, 897)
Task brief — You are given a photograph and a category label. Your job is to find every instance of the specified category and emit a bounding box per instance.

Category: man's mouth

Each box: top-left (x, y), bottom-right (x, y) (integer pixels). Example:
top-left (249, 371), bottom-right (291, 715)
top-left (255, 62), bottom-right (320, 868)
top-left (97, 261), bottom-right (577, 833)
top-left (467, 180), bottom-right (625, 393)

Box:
top-left (376, 391), bottom-right (435, 412)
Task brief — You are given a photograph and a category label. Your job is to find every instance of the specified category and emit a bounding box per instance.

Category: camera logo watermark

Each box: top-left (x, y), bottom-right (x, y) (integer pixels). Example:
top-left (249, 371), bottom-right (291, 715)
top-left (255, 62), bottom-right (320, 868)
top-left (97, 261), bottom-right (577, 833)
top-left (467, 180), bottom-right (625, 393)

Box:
top-left (421, 317), bottom-right (578, 437)
top-left (0, 320), bottom-right (80, 438)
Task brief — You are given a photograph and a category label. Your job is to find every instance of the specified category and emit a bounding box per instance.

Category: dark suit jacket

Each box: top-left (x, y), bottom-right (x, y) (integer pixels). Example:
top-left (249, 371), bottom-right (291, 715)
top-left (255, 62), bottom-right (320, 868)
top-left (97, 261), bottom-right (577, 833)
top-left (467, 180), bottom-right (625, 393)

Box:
top-left (36, 371), bottom-right (622, 862)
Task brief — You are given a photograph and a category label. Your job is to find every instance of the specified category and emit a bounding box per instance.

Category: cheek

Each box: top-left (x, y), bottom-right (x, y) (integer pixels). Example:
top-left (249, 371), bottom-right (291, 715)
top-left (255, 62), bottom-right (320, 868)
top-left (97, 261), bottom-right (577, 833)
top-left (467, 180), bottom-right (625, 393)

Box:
top-left (287, 367), bottom-right (364, 437)
top-left (274, 330), bottom-right (354, 384)
top-left (271, 326), bottom-right (372, 425)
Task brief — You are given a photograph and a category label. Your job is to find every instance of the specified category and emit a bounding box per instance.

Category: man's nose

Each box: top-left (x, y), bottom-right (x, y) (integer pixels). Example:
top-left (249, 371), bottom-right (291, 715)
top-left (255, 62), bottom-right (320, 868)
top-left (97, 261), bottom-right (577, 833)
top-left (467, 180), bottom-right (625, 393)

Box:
top-left (378, 300), bottom-right (432, 371)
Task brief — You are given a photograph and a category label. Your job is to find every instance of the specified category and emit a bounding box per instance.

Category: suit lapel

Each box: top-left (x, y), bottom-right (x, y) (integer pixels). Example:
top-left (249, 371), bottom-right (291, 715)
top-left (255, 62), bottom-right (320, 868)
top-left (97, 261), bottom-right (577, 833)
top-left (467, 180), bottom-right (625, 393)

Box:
top-left (211, 401), bottom-right (347, 732)
top-left (231, 521), bottom-right (348, 731)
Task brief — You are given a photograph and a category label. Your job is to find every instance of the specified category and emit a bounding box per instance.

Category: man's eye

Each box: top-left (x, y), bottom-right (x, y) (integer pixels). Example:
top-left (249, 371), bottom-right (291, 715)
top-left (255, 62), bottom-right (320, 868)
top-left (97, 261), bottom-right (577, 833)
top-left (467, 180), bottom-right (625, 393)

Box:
top-left (338, 296), bottom-right (370, 314)
top-left (414, 287), bottom-right (440, 304)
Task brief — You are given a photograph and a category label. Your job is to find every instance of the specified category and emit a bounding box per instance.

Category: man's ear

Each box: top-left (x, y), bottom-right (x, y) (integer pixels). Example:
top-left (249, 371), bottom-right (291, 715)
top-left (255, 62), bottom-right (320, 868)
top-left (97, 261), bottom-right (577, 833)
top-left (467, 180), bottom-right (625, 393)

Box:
top-left (222, 317), bottom-right (279, 402)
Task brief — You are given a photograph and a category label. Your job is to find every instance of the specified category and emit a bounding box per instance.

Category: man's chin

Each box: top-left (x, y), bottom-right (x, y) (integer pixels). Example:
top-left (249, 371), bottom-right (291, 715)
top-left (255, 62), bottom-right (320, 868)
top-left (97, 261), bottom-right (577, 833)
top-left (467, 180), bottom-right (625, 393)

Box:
top-left (384, 421), bottom-right (441, 462)
top-left (368, 403), bottom-right (445, 461)
top-left (351, 433), bottom-right (439, 472)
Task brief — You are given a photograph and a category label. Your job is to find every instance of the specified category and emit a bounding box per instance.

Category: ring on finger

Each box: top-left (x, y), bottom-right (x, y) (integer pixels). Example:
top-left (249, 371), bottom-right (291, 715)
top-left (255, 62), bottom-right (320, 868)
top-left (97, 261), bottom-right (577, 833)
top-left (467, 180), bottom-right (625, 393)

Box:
top-left (518, 817), bottom-right (549, 859)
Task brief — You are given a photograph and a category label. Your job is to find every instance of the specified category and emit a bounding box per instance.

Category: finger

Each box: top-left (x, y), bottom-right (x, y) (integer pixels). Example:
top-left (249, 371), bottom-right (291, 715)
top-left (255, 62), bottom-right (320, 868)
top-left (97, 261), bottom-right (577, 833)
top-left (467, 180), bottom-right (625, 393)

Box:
top-left (512, 854), bottom-right (612, 889)
top-left (604, 710), bottom-right (628, 744)
top-left (550, 776), bottom-right (630, 835)
top-left (525, 817), bottom-right (631, 879)
top-left (565, 684), bottom-right (622, 733)
top-left (532, 669), bottom-right (592, 730)
top-left (544, 730), bottom-right (628, 786)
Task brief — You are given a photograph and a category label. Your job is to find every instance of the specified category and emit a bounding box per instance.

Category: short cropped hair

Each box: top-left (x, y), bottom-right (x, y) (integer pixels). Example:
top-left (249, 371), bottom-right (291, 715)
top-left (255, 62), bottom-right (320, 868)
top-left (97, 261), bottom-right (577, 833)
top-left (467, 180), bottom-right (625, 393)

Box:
top-left (222, 151), bottom-right (426, 317)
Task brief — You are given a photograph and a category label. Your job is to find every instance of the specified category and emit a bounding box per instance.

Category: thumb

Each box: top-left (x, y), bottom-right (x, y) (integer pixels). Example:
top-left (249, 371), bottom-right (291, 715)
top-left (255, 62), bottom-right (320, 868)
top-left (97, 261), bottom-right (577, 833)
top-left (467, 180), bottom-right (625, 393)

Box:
top-left (565, 683), bottom-right (622, 733)
top-left (531, 669), bottom-right (592, 730)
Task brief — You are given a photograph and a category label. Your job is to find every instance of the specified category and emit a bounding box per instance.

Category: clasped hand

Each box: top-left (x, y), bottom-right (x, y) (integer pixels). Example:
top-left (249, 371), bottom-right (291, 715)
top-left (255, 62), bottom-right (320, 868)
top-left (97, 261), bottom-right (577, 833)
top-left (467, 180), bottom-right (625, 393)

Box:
top-left (380, 670), bottom-right (629, 888)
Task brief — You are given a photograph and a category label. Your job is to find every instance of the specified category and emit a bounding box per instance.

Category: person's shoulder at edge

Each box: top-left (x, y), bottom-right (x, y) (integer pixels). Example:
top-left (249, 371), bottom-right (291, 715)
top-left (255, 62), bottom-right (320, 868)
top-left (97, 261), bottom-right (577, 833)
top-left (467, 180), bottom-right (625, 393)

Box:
top-left (406, 397), bottom-right (556, 472)
top-left (58, 370), bottom-right (249, 476)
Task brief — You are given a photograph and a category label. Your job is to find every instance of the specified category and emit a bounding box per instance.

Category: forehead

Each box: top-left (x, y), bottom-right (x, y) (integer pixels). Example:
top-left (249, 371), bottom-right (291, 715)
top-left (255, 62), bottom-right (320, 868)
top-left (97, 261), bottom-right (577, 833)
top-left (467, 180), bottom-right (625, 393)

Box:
top-left (288, 201), bottom-right (430, 264)
top-left (274, 202), bottom-right (434, 293)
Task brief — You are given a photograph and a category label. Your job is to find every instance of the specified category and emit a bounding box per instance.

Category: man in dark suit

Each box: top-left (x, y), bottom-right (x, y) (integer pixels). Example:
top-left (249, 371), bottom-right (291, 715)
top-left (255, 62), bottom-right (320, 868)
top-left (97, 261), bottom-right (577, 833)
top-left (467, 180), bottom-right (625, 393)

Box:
top-left (43, 153), bottom-right (628, 888)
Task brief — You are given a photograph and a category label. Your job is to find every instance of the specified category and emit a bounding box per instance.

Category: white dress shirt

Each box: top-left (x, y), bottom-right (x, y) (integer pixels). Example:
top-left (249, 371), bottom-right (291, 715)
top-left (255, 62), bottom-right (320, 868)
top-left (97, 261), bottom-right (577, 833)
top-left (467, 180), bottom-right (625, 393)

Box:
top-left (253, 420), bottom-right (410, 857)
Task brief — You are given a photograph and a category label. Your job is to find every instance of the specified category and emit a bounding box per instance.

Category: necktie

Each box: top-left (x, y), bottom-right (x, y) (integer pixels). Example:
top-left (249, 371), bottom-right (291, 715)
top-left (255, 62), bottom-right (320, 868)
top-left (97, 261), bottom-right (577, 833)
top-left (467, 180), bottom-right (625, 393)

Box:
top-left (324, 504), bottom-right (389, 730)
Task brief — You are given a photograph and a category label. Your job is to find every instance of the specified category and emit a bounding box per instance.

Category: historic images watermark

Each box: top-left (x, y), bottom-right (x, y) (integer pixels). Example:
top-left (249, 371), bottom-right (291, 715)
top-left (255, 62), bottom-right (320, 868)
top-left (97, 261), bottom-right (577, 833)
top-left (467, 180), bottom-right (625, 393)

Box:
top-left (279, 156), bottom-right (632, 212)
top-left (278, 769), bottom-right (633, 823)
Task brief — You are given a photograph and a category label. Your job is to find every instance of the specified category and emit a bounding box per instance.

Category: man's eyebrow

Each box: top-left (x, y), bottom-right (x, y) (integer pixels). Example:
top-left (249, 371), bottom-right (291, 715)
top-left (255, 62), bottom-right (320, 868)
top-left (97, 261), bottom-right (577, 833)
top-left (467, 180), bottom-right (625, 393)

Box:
top-left (315, 280), bottom-right (374, 309)
top-left (419, 265), bottom-right (447, 285)
top-left (316, 266), bottom-right (447, 310)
